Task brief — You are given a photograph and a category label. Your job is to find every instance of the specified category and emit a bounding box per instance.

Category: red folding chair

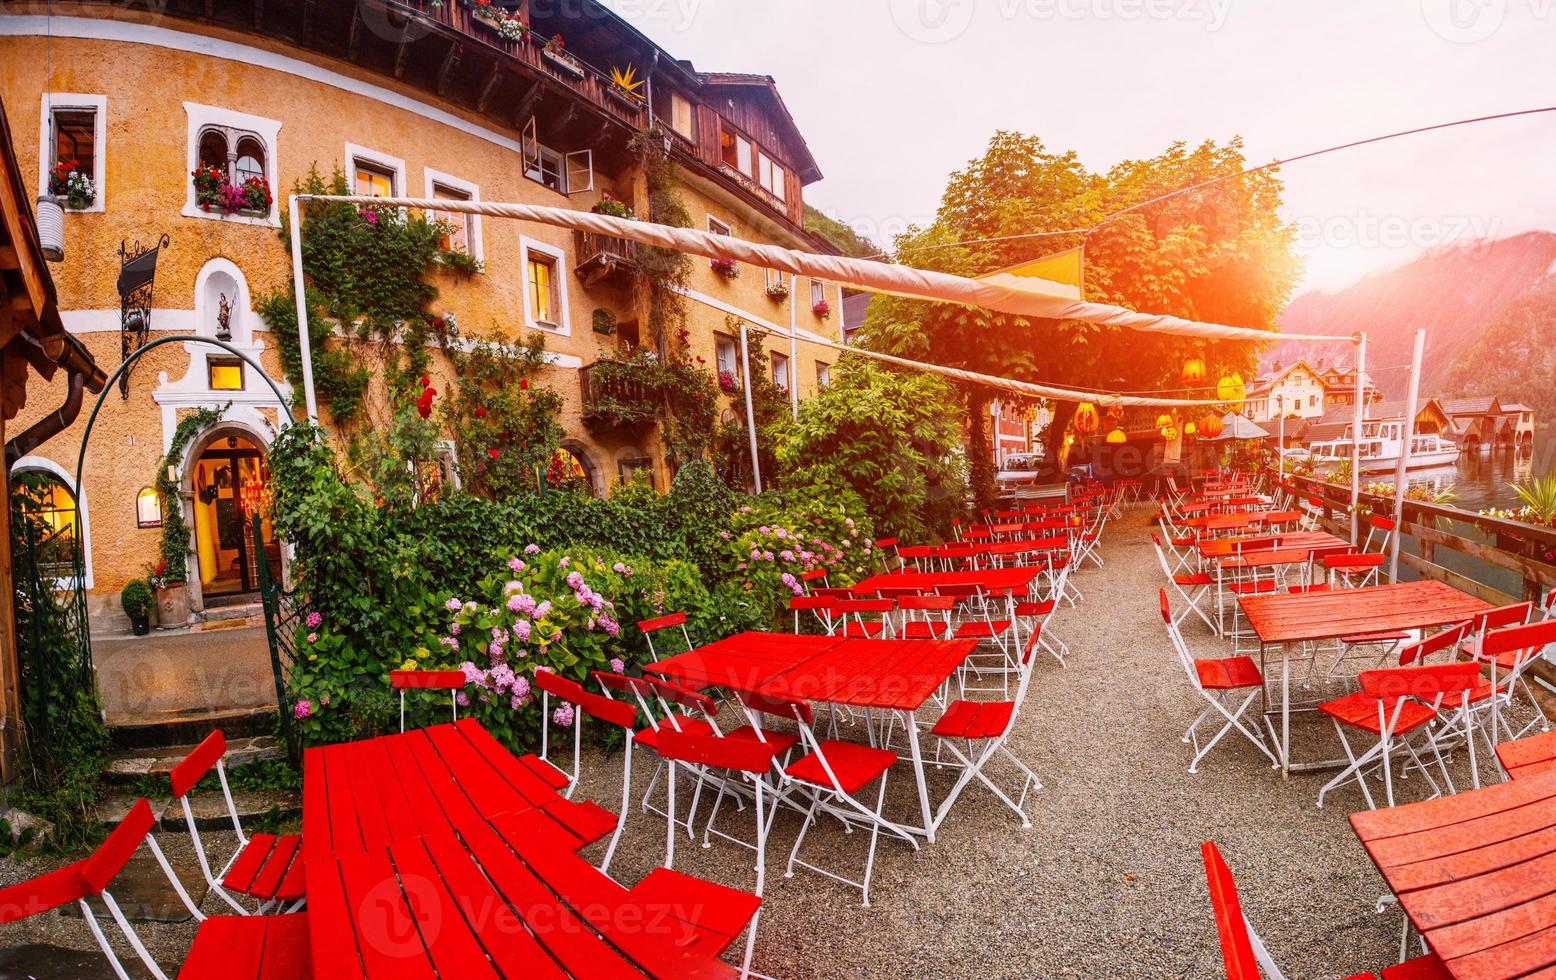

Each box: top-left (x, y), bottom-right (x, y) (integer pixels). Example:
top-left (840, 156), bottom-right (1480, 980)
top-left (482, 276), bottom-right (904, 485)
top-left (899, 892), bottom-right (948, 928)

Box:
top-left (832, 597), bottom-right (896, 639)
top-left (929, 627), bottom-right (1043, 826)
top-left (765, 694), bottom-right (919, 907)
top-left (1160, 590), bottom-right (1277, 773)
top-left (897, 594), bottom-right (955, 639)
top-left (593, 671), bottom-right (722, 842)
top-left (1153, 532), bottom-right (1217, 635)
top-left (0, 798), bottom-right (309, 979)
top-left (637, 610), bottom-right (695, 659)
top-left (389, 668), bottom-right (465, 732)
top-left (1201, 840), bottom-right (1446, 980)
top-left (530, 667), bottom-right (591, 797)
top-left (788, 594), bottom-right (836, 633)
top-left (169, 730), bottom-right (305, 915)
top-left (1472, 619), bottom-right (1556, 744)
top-left (641, 730), bottom-right (773, 978)
top-left (1316, 662), bottom-right (1481, 810)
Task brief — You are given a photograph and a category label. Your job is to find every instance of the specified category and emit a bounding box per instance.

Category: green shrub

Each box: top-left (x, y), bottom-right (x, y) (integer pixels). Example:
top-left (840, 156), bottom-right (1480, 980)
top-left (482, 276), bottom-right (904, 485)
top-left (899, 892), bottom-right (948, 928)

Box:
top-left (119, 579), bottom-right (153, 620)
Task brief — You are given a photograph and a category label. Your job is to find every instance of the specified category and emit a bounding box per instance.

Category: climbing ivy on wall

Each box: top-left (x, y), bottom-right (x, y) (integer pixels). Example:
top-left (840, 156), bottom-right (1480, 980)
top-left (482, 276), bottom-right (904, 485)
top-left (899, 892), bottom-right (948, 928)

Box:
top-left (152, 403), bottom-right (230, 584)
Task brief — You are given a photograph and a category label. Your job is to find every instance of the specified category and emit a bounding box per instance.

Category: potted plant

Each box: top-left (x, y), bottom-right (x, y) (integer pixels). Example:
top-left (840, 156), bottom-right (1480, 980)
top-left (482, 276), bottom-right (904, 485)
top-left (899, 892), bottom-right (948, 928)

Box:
top-left (590, 192), bottom-right (634, 220)
top-left (608, 65), bottom-right (646, 107)
top-left (121, 578), bottom-right (154, 636)
top-left (717, 369), bottom-right (739, 394)
top-left (541, 34), bottom-right (585, 78)
top-left (765, 279), bottom-right (789, 301)
top-left (148, 559), bottom-right (189, 629)
top-left (239, 175), bottom-right (272, 214)
top-left (710, 257), bottom-right (739, 280)
top-left (48, 159), bottom-right (95, 210)
top-left (191, 164), bottom-right (226, 210)
top-left (812, 298), bottom-right (831, 319)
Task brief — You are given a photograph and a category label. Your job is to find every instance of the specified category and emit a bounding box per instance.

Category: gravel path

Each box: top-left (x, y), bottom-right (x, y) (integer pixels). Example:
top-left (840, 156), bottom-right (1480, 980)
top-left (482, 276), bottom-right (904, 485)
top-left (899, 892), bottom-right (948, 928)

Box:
top-left (1, 505), bottom-right (1535, 978)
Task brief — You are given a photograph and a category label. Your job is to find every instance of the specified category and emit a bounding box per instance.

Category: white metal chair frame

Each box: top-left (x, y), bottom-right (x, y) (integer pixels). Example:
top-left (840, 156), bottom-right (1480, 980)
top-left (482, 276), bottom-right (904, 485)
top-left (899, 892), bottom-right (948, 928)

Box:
top-left (1162, 592), bottom-right (1278, 774)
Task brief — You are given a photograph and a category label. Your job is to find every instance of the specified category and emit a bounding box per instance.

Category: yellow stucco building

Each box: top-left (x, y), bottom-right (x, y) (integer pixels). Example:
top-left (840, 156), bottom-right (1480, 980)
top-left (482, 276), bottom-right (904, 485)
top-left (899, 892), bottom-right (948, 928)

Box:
top-left (0, 0), bottom-right (846, 627)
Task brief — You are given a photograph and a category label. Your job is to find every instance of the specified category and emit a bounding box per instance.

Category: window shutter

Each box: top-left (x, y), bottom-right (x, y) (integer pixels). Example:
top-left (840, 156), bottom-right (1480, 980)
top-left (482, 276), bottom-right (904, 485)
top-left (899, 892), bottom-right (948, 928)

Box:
top-left (564, 149), bottom-right (593, 195)
top-left (522, 117), bottom-right (540, 177)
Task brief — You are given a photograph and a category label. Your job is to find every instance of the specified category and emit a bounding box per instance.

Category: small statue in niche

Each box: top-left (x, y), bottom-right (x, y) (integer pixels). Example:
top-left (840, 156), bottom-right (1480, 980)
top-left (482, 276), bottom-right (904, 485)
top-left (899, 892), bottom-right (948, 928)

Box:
top-left (216, 292), bottom-right (232, 341)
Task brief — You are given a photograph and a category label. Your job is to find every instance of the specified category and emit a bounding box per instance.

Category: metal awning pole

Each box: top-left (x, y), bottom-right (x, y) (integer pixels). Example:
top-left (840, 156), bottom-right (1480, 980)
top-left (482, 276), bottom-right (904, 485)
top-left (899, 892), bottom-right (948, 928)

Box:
top-left (287, 195), bottom-right (319, 423)
top-left (788, 274), bottom-right (799, 421)
top-left (1349, 333), bottom-right (1367, 544)
top-left (739, 323), bottom-right (763, 493)
top-left (1390, 328), bottom-right (1426, 583)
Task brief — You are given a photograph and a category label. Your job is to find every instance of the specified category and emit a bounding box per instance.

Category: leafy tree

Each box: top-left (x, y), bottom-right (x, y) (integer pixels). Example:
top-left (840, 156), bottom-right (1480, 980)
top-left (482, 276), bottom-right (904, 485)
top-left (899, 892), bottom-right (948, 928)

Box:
top-left (864, 131), bottom-right (1300, 494)
top-left (773, 358), bottom-right (966, 541)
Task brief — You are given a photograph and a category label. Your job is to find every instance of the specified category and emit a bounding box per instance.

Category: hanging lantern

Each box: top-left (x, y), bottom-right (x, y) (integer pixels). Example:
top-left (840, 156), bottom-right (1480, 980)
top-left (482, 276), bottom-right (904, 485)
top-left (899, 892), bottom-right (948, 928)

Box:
top-left (1181, 356), bottom-right (1207, 387)
top-left (1155, 412), bottom-right (1173, 429)
top-left (1199, 413), bottom-right (1224, 440)
top-left (1105, 428), bottom-right (1126, 444)
top-left (1073, 401), bottom-right (1099, 435)
top-left (1184, 421), bottom-right (1197, 436)
top-left (1217, 372), bottom-right (1246, 404)
top-left (36, 194), bottom-right (64, 262)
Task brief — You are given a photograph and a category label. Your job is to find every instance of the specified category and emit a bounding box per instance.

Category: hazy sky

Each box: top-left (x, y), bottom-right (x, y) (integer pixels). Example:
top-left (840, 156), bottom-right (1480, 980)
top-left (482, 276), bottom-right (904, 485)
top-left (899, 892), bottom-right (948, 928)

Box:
top-left (614, 0), bottom-right (1556, 294)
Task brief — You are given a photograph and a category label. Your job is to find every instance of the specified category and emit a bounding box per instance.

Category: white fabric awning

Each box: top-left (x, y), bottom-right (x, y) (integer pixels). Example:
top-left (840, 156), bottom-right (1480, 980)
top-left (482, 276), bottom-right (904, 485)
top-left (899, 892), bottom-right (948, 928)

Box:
top-left (306, 195), bottom-right (1352, 346)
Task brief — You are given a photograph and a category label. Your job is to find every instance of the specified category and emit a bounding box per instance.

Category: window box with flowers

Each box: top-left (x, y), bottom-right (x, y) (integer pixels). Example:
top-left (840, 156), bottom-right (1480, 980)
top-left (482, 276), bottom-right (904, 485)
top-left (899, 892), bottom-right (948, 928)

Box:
top-left (717, 369), bottom-right (739, 394)
top-left (49, 159), bottom-right (96, 210)
top-left (192, 165), bottom-right (272, 217)
top-left (466, 0), bottom-right (528, 41)
top-left (812, 299), bottom-right (831, 319)
top-left (710, 257), bottom-right (740, 280)
top-left (765, 280), bottom-right (789, 301)
top-left (541, 35), bottom-right (585, 78)
top-left (590, 193), bottom-right (635, 220)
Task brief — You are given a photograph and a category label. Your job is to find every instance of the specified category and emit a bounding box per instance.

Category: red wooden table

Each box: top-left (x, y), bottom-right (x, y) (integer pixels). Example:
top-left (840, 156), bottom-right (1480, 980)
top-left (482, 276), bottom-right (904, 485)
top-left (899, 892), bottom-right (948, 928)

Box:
top-left (755, 638), bottom-right (978, 842)
top-left (1239, 581), bottom-right (1493, 777)
top-left (1197, 530), bottom-right (1351, 560)
top-left (1350, 769), bottom-right (1556, 978)
top-left (649, 634), bottom-right (979, 844)
top-left (645, 631), bottom-right (842, 692)
top-left (850, 566), bottom-right (1043, 598)
top-left (302, 720), bottom-right (737, 978)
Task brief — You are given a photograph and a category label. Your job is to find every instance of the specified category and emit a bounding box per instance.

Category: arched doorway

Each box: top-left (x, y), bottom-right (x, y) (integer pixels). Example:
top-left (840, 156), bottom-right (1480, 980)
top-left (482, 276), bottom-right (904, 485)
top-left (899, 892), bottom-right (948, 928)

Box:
top-left (186, 427), bottom-right (279, 603)
top-left (554, 441), bottom-right (604, 497)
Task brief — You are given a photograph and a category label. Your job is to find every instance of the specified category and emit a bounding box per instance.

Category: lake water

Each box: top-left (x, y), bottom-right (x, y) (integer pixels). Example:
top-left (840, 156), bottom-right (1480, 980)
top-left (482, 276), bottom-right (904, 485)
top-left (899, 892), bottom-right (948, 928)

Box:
top-left (1396, 431), bottom-right (1555, 513)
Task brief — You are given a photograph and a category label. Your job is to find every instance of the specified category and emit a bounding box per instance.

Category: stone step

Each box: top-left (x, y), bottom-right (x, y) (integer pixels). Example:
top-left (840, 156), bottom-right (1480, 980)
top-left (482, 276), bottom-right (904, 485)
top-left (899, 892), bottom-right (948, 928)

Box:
top-left (95, 787), bottom-right (300, 834)
top-left (104, 734), bottom-right (283, 785)
top-left (109, 706), bottom-right (277, 751)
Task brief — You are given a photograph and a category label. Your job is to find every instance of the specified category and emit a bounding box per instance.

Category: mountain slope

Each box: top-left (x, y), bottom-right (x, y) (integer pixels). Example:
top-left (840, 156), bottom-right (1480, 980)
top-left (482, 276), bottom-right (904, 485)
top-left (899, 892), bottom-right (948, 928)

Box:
top-left (1440, 272), bottom-right (1556, 422)
top-left (1267, 231), bottom-right (1556, 398)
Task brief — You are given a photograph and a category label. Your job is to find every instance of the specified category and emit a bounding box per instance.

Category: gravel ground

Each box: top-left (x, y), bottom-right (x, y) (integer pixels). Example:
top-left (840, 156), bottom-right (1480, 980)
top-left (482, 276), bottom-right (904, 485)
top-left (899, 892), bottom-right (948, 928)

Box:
top-left (0, 505), bottom-right (1539, 978)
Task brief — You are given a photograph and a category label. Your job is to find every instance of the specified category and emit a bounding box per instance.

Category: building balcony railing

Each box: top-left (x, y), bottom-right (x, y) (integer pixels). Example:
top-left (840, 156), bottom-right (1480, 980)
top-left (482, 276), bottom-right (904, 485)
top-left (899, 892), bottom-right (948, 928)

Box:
top-left (573, 230), bottom-right (637, 289)
top-left (580, 360), bottom-right (659, 431)
top-left (406, 2), bottom-right (648, 129)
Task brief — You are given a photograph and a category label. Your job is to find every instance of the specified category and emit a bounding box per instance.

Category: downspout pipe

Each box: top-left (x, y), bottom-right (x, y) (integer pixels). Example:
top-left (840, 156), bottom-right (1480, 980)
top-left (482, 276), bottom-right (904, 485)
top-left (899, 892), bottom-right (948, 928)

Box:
top-left (5, 369), bottom-right (84, 468)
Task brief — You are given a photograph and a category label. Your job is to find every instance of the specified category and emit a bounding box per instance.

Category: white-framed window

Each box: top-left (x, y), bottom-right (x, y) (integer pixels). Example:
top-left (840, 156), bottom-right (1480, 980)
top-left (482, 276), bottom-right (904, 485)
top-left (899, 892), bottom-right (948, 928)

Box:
top-left (424, 168), bottom-right (483, 263)
top-left (669, 91), bottom-right (695, 141)
top-left (346, 143), bottom-right (405, 200)
top-left (10, 457), bottom-right (93, 589)
top-left (757, 151), bottom-right (785, 201)
top-left (707, 215), bottom-right (732, 237)
top-left (810, 278), bottom-right (826, 307)
top-left (714, 333), bottom-right (740, 381)
top-left (181, 103), bottom-right (281, 226)
top-left (770, 352), bottom-right (790, 392)
top-left (39, 93), bottom-right (106, 213)
top-left (520, 236), bottom-right (569, 334)
top-left (520, 117), bottom-right (591, 195)
top-left (816, 361), bottom-right (831, 390)
top-left (764, 267), bottom-right (786, 290)
top-left (136, 486), bottom-right (163, 528)
top-left (529, 144), bottom-right (566, 193)
top-left (721, 126), bottom-right (753, 177)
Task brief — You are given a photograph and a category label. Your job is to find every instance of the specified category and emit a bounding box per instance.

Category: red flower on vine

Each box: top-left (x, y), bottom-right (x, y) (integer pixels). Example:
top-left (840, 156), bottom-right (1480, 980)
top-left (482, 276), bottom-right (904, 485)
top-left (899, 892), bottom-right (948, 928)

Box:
top-left (487, 448), bottom-right (501, 460)
top-left (474, 406), bottom-right (488, 419)
top-left (418, 375), bottom-right (430, 387)
top-left (519, 378), bottom-right (529, 391)
top-left (416, 386), bottom-right (436, 419)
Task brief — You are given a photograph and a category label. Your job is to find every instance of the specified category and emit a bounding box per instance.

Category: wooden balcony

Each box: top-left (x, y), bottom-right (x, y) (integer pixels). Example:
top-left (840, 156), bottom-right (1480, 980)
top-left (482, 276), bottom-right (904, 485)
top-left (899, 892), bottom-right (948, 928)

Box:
top-left (580, 361), bottom-right (658, 431)
top-left (574, 231), bottom-right (637, 289)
